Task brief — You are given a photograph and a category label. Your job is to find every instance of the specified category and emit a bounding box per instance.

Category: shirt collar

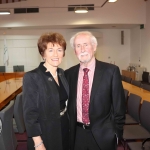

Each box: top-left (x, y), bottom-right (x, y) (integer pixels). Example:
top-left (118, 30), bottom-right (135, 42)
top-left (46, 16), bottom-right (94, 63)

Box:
top-left (80, 57), bottom-right (96, 72)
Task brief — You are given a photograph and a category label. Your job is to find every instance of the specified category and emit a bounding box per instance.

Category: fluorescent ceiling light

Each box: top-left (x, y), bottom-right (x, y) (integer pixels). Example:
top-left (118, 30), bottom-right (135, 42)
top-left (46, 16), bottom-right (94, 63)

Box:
top-left (0, 11), bottom-right (10, 15)
top-left (74, 7), bottom-right (88, 13)
top-left (108, 0), bottom-right (117, 2)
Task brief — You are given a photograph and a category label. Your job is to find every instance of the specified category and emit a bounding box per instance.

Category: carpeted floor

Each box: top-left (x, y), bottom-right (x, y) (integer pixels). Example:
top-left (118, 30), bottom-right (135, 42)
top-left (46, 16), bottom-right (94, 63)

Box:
top-left (15, 132), bottom-right (27, 150)
top-left (15, 132), bottom-right (126, 150)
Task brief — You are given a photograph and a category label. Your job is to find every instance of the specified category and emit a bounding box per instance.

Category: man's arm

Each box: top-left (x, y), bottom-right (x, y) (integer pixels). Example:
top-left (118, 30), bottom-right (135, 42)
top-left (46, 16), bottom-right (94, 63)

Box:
top-left (112, 66), bottom-right (126, 139)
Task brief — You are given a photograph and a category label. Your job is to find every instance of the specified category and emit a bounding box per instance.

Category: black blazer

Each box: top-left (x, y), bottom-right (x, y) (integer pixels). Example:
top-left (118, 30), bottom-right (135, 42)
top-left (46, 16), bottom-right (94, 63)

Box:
top-left (23, 63), bottom-right (69, 150)
top-left (65, 59), bottom-right (126, 150)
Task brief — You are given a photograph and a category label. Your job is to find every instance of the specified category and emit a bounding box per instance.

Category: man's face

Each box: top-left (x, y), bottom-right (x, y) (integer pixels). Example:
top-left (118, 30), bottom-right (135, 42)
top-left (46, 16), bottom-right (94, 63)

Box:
top-left (74, 34), bottom-right (96, 64)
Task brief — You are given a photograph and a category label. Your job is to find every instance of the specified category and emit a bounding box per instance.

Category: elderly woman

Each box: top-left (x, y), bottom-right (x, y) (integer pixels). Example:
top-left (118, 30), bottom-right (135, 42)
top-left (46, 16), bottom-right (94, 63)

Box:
top-left (23, 32), bottom-right (69, 150)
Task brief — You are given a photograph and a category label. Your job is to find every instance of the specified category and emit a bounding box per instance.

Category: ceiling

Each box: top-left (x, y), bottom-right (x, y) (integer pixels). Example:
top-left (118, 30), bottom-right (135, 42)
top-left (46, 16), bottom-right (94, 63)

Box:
top-left (0, 24), bottom-right (140, 30)
top-left (0, 0), bottom-right (145, 30)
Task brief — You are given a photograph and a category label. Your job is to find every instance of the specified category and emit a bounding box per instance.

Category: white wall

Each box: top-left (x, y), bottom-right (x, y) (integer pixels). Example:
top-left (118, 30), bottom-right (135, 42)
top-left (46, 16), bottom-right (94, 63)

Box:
top-left (0, 35), bottom-right (40, 72)
top-left (130, 0), bottom-right (150, 71)
top-left (0, 28), bottom-right (130, 72)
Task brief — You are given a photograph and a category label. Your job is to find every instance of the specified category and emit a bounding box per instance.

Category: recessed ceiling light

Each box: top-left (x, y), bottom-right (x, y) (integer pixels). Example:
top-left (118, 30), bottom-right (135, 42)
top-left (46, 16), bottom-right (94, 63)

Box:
top-left (74, 7), bottom-right (88, 13)
top-left (0, 11), bottom-right (10, 15)
top-left (108, 0), bottom-right (117, 2)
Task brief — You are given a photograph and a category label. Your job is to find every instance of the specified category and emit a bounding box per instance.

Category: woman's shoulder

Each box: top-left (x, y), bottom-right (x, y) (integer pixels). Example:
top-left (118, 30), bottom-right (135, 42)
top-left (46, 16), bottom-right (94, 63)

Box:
top-left (24, 68), bottom-right (40, 81)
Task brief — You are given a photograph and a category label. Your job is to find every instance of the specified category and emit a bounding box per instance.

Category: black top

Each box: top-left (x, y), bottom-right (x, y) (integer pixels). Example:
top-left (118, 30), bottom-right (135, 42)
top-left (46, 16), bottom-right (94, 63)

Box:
top-left (39, 62), bottom-right (68, 110)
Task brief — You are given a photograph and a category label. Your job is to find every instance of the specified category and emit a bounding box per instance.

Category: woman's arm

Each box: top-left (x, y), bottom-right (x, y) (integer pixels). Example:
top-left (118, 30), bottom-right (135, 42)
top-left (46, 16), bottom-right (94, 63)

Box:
top-left (23, 72), bottom-right (46, 149)
top-left (33, 136), bottom-right (46, 150)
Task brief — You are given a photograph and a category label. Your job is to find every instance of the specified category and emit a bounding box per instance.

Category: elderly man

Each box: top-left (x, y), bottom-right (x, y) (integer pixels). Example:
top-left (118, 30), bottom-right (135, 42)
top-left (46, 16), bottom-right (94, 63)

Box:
top-left (65, 31), bottom-right (125, 150)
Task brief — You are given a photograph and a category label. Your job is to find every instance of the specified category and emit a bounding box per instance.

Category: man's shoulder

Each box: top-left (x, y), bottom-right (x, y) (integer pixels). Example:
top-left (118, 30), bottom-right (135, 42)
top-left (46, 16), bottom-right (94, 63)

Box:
top-left (65, 64), bottom-right (80, 74)
top-left (96, 60), bottom-right (118, 70)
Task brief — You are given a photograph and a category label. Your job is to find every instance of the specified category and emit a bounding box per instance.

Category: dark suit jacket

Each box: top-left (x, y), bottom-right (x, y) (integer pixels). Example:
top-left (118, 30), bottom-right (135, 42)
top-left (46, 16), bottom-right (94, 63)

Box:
top-left (23, 63), bottom-right (69, 150)
top-left (65, 59), bottom-right (126, 150)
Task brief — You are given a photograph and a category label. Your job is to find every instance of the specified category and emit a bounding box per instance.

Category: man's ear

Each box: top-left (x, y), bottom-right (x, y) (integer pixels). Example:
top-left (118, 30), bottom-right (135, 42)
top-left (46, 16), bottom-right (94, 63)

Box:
top-left (74, 49), bottom-right (77, 55)
top-left (93, 44), bottom-right (97, 52)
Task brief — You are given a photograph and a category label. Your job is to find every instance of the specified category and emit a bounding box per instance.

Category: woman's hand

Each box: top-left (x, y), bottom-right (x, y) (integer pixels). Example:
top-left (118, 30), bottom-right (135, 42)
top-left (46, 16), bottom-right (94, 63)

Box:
top-left (33, 136), bottom-right (46, 150)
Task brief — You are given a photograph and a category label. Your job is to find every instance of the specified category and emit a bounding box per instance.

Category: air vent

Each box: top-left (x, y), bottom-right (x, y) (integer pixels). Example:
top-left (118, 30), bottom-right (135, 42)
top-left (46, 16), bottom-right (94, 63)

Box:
top-left (68, 4), bottom-right (94, 11)
top-left (14, 8), bottom-right (39, 14)
top-left (14, 8), bottom-right (26, 14)
top-left (27, 8), bottom-right (39, 13)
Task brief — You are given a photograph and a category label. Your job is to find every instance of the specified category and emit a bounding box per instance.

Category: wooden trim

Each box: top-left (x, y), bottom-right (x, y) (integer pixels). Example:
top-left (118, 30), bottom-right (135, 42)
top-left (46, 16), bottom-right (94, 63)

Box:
top-left (0, 72), bottom-right (25, 82)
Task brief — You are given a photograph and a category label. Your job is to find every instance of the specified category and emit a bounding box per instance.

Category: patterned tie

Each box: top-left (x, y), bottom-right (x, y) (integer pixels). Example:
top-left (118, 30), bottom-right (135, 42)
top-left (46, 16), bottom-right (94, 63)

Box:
top-left (82, 68), bottom-right (90, 124)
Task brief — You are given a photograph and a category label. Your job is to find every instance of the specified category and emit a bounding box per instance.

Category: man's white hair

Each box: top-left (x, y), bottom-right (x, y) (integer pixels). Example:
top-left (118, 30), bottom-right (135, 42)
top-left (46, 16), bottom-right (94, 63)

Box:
top-left (70, 31), bottom-right (98, 49)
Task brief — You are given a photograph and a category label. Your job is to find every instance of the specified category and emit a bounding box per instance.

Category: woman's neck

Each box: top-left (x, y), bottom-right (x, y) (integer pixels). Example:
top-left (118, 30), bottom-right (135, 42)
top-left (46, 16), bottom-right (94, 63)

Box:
top-left (43, 62), bottom-right (57, 76)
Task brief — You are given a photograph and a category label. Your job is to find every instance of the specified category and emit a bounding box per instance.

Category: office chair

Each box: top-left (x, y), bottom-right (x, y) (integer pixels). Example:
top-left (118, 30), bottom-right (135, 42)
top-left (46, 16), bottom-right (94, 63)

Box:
top-left (125, 93), bottom-right (141, 125)
top-left (124, 76), bottom-right (132, 83)
top-left (121, 75), bottom-right (125, 81)
top-left (128, 138), bottom-right (150, 150)
top-left (141, 72), bottom-right (149, 84)
top-left (131, 80), bottom-right (141, 87)
top-left (122, 100), bottom-right (150, 150)
top-left (141, 84), bottom-right (150, 91)
top-left (0, 101), bottom-right (17, 150)
top-left (124, 89), bottom-right (129, 103)
top-left (13, 92), bottom-right (26, 134)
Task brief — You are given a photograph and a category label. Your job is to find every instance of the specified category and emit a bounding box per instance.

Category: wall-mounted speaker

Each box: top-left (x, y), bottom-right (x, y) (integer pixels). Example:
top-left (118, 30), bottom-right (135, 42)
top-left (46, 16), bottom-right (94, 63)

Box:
top-left (121, 31), bottom-right (124, 45)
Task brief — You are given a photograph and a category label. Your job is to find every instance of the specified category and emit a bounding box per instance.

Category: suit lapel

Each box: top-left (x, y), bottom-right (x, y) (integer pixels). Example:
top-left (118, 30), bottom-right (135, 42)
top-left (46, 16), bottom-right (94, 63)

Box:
top-left (58, 69), bottom-right (69, 97)
top-left (90, 60), bottom-right (105, 103)
top-left (71, 65), bottom-right (80, 115)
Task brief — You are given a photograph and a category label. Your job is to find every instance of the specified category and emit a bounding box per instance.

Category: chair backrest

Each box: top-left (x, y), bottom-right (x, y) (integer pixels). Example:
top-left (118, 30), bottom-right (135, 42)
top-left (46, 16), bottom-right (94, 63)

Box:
top-left (0, 100), bottom-right (17, 150)
top-left (140, 100), bottom-right (150, 132)
top-left (124, 76), bottom-right (132, 83)
top-left (142, 72), bottom-right (149, 83)
top-left (124, 89), bottom-right (129, 103)
top-left (131, 80), bottom-right (141, 87)
top-left (121, 75), bottom-right (125, 81)
top-left (127, 93), bottom-right (141, 122)
top-left (141, 84), bottom-right (150, 91)
top-left (0, 66), bottom-right (5, 72)
top-left (14, 92), bottom-right (25, 133)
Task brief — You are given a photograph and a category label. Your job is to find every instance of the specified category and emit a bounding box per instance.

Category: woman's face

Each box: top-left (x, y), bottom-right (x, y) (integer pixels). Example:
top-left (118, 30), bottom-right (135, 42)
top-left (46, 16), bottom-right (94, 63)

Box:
top-left (43, 42), bottom-right (64, 67)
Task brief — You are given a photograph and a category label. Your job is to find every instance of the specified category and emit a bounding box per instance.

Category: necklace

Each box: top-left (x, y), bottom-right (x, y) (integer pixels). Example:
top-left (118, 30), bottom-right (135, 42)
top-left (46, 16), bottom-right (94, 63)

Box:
top-left (51, 72), bottom-right (57, 78)
top-left (43, 63), bottom-right (58, 78)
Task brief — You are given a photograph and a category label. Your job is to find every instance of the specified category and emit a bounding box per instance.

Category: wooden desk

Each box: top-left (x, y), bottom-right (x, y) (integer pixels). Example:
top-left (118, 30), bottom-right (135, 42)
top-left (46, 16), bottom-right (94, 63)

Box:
top-left (122, 70), bottom-right (136, 80)
top-left (0, 78), bottom-right (23, 110)
top-left (0, 72), bottom-right (25, 82)
top-left (122, 81), bottom-right (150, 103)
